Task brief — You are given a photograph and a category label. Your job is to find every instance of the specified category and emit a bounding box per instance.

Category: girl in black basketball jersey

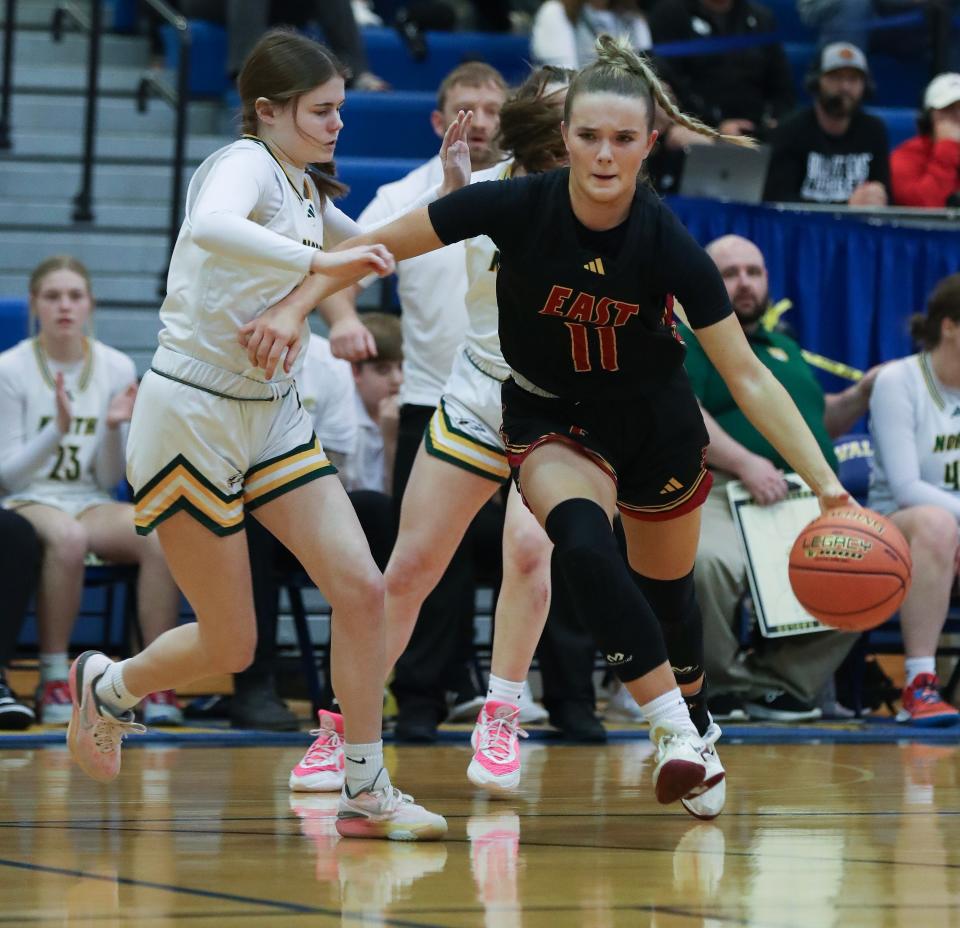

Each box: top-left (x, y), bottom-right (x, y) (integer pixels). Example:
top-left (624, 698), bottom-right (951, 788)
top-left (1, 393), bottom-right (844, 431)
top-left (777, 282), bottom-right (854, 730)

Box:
top-left (243, 35), bottom-right (853, 814)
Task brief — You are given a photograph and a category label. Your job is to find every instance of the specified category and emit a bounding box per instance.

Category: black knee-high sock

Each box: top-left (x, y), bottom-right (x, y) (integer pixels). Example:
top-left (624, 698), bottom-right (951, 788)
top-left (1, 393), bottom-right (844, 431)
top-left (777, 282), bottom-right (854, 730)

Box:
top-left (630, 569), bottom-right (710, 736)
top-left (544, 499), bottom-right (669, 683)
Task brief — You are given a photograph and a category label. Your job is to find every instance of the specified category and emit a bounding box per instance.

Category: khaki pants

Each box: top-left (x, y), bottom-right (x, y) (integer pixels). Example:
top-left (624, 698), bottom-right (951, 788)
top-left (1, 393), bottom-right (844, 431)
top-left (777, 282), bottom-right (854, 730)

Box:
top-left (696, 473), bottom-right (857, 705)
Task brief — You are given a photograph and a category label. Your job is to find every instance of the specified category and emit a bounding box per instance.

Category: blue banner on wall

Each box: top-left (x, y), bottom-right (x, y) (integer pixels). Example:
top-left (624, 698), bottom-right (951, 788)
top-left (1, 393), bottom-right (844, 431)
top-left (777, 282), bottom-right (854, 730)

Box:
top-left (666, 198), bottom-right (960, 388)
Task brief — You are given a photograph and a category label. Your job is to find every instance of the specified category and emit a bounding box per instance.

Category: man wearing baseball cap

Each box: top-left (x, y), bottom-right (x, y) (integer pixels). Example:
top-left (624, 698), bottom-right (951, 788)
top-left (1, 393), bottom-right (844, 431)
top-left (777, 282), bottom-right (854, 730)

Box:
top-left (891, 73), bottom-right (960, 207)
top-left (764, 42), bottom-right (890, 206)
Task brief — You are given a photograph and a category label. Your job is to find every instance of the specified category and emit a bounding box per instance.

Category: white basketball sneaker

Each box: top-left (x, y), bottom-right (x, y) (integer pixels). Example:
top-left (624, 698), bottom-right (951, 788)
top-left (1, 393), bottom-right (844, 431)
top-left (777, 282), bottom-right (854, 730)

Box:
top-left (681, 722), bottom-right (726, 820)
top-left (650, 721), bottom-right (707, 805)
top-left (336, 767), bottom-right (448, 841)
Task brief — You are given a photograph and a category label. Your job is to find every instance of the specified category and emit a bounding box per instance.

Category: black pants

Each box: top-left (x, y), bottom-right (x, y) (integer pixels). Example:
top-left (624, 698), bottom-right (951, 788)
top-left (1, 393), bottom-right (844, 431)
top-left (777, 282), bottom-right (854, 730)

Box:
top-left (240, 488), bottom-right (397, 691)
top-left (0, 509), bottom-right (41, 667)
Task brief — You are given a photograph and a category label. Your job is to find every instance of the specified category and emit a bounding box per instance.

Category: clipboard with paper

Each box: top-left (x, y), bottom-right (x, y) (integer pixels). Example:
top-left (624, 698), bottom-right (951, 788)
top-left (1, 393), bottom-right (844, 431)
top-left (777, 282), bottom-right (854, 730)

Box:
top-left (726, 475), bottom-right (830, 638)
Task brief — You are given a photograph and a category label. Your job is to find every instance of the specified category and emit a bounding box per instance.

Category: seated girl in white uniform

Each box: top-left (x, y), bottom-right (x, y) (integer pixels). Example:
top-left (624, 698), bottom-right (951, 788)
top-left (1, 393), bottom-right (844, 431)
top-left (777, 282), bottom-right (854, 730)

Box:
top-left (868, 273), bottom-right (960, 727)
top-left (0, 256), bottom-right (184, 726)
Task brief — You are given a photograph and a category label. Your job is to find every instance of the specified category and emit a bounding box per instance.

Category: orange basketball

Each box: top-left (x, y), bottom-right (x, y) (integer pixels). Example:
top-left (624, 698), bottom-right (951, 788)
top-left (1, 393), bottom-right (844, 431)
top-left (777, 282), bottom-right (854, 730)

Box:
top-left (787, 507), bottom-right (912, 631)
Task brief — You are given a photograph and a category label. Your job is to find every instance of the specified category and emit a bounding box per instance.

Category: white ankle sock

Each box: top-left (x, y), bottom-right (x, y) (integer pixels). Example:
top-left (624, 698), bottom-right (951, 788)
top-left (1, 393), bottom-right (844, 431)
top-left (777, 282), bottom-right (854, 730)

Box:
top-left (904, 657), bottom-right (936, 686)
top-left (94, 660), bottom-right (140, 715)
top-left (39, 652), bottom-right (69, 683)
top-left (344, 740), bottom-right (384, 794)
top-left (639, 687), bottom-right (698, 736)
top-left (486, 674), bottom-right (524, 705)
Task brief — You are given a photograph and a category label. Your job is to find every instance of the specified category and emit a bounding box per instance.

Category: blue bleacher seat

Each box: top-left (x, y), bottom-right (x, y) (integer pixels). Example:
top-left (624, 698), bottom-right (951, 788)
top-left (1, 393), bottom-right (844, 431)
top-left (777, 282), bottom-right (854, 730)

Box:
top-left (763, 0), bottom-right (816, 42)
top-left (162, 20), bottom-right (229, 98)
top-left (865, 106), bottom-right (918, 150)
top-left (0, 298), bottom-right (28, 353)
top-left (363, 28), bottom-right (531, 91)
top-left (335, 91), bottom-right (439, 160)
top-left (784, 41), bottom-right (817, 101)
top-left (335, 156), bottom-right (421, 218)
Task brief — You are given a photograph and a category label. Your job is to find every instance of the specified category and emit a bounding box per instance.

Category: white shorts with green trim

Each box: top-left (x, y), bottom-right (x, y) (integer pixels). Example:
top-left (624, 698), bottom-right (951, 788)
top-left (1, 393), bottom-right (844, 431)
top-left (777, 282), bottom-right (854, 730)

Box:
top-left (424, 348), bottom-right (510, 484)
top-left (127, 368), bottom-right (335, 536)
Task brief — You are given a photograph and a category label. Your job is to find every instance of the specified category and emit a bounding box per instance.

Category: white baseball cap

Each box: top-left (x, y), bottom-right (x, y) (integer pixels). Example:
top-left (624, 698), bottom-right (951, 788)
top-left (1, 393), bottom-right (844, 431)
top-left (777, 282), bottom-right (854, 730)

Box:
top-left (819, 42), bottom-right (869, 76)
top-left (924, 73), bottom-right (960, 111)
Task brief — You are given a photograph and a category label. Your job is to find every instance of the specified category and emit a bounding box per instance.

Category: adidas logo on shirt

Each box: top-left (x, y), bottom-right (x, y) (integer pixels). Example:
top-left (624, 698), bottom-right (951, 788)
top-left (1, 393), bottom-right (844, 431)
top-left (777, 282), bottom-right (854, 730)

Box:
top-left (660, 477), bottom-right (684, 495)
top-left (583, 257), bottom-right (605, 275)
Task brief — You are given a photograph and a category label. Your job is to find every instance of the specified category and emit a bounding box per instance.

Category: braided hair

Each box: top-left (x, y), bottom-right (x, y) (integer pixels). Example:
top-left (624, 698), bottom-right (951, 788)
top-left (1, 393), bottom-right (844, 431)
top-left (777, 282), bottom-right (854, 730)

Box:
top-left (564, 34), bottom-right (756, 149)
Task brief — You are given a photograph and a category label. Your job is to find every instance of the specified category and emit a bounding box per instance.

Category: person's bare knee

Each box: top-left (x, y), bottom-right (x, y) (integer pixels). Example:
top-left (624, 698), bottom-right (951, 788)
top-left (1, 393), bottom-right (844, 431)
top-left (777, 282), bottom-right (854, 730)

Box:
top-left (384, 539), bottom-right (438, 601)
top-left (504, 520), bottom-right (550, 578)
top-left (908, 506), bottom-right (957, 569)
top-left (332, 563), bottom-right (384, 618)
top-left (46, 518), bottom-right (88, 569)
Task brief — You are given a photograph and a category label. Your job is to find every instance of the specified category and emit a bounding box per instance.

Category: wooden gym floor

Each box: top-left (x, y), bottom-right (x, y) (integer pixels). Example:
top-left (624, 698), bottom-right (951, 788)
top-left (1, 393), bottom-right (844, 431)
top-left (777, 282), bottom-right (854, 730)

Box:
top-left (0, 736), bottom-right (958, 927)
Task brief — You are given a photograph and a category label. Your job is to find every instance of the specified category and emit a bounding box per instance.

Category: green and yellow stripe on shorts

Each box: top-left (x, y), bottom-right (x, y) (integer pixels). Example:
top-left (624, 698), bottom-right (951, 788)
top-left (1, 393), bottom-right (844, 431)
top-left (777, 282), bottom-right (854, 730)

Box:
top-left (425, 400), bottom-right (510, 484)
top-left (134, 437), bottom-right (334, 536)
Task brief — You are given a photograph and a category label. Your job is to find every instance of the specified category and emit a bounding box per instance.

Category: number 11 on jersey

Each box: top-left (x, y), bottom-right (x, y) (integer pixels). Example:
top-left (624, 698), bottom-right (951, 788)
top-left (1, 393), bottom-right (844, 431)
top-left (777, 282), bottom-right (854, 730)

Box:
top-left (564, 323), bottom-right (620, 373)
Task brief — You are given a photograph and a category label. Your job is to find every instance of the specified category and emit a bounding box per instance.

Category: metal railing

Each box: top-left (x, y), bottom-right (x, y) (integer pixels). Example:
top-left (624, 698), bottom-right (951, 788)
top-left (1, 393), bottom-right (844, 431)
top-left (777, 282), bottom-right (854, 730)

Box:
top-left (136, 0), bottom-right (190, 292)
top-left (0, 0), bottom-right (16, 150)
top-left (52, 0), bottom-right (102, 221)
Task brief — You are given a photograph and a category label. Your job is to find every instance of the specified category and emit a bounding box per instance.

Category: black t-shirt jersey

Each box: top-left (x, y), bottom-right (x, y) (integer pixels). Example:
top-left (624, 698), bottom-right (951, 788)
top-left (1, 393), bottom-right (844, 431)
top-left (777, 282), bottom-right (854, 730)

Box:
top-left (428, 168), bottom-right (732, 399)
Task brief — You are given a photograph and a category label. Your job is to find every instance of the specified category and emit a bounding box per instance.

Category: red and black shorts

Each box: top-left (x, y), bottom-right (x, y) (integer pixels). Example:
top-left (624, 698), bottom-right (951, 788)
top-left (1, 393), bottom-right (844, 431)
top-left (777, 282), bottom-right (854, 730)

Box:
top-left (500, 372), bottom-right (712, 522)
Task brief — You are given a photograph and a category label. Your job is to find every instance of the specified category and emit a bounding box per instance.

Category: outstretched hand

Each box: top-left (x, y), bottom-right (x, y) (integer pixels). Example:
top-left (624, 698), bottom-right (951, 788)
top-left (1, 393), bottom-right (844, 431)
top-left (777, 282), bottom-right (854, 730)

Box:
top-left (309, 244), bottom-right (395, 279)
top-left (438, 109), bottom-right (473, 196)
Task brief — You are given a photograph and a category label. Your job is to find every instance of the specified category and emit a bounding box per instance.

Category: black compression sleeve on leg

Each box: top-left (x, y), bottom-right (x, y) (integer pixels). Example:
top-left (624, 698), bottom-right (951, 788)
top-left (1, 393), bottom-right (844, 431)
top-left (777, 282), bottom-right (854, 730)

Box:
top-left (544, 499), bottom-right (668, 683)
top-left (630, 569), bottom-right (705, 687)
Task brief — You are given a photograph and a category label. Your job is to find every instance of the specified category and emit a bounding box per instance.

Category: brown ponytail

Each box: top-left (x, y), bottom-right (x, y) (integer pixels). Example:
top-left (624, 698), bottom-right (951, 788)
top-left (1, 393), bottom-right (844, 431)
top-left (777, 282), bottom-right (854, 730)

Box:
top-left (497, 65), bottom-right (575, 175)
top-left (565, 34), bottom-right (757, 149)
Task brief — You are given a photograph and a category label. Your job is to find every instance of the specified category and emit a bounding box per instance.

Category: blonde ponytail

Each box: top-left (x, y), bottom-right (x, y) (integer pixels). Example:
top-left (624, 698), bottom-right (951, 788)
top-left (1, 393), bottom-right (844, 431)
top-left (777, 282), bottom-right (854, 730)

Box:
top-left (570, 34), bottom-right (757, 149)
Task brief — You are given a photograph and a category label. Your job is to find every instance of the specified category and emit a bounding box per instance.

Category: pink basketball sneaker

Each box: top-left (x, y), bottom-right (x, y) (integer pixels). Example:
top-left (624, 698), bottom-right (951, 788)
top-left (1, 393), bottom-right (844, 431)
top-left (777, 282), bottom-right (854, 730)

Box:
top-left (467, 700), bottom-right (526, 795)
top-left (289, 709), bottom-right (345, 792)
top-left (67, 650), bottom-right (145, 783)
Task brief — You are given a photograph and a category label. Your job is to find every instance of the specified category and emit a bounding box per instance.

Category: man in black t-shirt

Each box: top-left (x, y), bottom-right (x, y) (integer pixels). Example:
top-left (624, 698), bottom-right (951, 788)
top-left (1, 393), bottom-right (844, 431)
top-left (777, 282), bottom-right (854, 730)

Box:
top-left (647, 0), bottom-right (795, 139)
top-left (763, 42), bottom-right (890, 205)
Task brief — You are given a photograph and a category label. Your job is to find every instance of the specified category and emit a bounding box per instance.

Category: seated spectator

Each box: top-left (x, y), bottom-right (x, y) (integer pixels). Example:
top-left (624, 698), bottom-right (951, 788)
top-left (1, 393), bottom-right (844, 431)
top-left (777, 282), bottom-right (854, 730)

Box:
top-left (681, 235), bottom-right (878, 720)
top-left (798, 0), bottom-right (959, 65)
top-left (867, 273), bottom-right (960, 727)
top-left (647, 0), bottom-right (794, 139)
top-left (0, 510), bottom-right (41, 729)
top-left (0, 257), bottom-right (184, 726)
top-left (341, 313), bottom-right (404, 497)
top-left (891, 73), bottom-right (960, 208)
top-left (764, 42), bottom-right (890, 205)
top-left (531, 1), bottom-right (652, 69)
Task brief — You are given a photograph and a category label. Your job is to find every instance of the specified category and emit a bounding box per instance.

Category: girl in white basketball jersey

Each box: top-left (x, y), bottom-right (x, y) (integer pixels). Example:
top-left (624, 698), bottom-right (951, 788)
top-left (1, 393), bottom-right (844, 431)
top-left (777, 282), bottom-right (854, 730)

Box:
top-left (65, 30), bottom-right (466, 841)
top-left (868, 273), bottom-right (960, 727)
top-left (0, 256), bottom-right (184, 727)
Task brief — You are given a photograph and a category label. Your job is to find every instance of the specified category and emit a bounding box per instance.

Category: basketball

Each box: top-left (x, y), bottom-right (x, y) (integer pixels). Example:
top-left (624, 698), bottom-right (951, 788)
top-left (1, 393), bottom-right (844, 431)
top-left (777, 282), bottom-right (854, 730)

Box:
top-left (788, 508), bottom-right (912, 631)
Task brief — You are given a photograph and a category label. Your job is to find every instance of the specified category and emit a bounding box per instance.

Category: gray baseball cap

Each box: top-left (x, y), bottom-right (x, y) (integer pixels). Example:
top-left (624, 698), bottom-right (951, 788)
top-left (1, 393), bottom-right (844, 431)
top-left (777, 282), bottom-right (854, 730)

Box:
top-left (818, 42), bottom-right (870, 77)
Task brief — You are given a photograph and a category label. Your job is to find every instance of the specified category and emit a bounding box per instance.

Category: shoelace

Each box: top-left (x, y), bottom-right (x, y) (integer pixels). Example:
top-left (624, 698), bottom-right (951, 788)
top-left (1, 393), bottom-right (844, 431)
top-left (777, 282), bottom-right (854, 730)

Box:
top-left (93, 714), bottom-right (146, 755)
top-left (302, 730), bottom-right (342, 768)
top-left (479, 714), bottom-right (526, 763)
top-left (367, 783), bottom-right (414, 814)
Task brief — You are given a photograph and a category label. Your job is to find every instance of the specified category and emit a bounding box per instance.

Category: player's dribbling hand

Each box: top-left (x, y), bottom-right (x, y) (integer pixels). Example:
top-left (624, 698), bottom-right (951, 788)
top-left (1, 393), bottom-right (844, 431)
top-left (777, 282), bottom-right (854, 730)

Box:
top-left (238, 303), bottom-right (305, 380)
top-left (310, 244), bottom-right (395, 279)
top-left (54, 372), bottom-right (72, 434)
top-left (106, 381), bottom-right (138, 428)
top-left (438, 109), bottom-right (473, 196)
top-left (818, 485), bottom-right (855, 514)
top-left (329, 315), bottom-right (377, 361)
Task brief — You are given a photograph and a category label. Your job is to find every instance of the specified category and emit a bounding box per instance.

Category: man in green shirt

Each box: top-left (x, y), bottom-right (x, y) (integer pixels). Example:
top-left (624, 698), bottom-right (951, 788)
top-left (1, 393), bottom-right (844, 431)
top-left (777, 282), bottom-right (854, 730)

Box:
top-left (684, 235), bottom-right (878, 720)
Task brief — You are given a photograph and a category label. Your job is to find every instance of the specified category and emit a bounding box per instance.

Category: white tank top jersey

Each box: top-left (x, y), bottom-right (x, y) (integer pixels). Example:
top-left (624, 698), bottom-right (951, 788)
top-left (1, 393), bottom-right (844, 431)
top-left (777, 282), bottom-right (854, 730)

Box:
top-left (358, 156), bottom-right (470, 408)
top-left (0, 338), bottom-right (135, 502)
top-left (868, 352), bottom-right (960, 520)
top-left (155, 137), bottom-right (340, 394)
top-left (461, 160), bottom-right (514, 379)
